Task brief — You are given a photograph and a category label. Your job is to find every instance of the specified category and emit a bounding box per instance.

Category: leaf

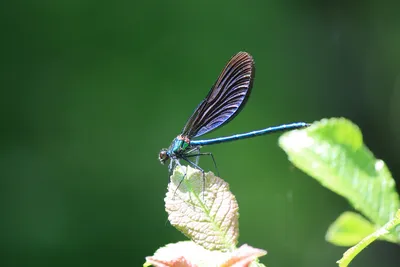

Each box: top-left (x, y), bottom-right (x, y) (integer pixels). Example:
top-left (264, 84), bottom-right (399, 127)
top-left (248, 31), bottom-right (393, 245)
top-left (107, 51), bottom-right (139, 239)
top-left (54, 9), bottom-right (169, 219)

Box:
top-left (165, 166), bottom-right (239, 251)
top-left (337, 209), bottom-right (400, 267)
top-left (220, 244), bottom-right (267, 267)
top-left (326, 211), bottom-right (375, 246)
top-left (144, 241), bottom-right (267, 267)
top-left (279, 118), bottom-right (400, 242)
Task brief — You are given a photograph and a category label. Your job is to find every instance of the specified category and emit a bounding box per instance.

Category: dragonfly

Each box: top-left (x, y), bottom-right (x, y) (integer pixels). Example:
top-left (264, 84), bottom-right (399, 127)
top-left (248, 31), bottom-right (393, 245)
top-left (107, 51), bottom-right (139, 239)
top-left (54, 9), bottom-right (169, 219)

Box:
top-left (159, 52), bottom-right (309, 177)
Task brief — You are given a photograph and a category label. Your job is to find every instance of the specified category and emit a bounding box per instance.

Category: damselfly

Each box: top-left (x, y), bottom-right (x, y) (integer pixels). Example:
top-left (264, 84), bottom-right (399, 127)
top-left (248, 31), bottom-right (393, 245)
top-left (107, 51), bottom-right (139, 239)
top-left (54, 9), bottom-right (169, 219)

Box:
top-left (159, 52), bottom-right (308, 175)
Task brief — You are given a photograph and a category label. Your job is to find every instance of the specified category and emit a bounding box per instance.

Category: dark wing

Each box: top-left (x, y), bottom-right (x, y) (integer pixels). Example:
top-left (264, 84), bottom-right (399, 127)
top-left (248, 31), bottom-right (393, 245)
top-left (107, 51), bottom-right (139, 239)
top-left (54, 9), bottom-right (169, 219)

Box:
top-left (181, 52), bottom-right (255, 138)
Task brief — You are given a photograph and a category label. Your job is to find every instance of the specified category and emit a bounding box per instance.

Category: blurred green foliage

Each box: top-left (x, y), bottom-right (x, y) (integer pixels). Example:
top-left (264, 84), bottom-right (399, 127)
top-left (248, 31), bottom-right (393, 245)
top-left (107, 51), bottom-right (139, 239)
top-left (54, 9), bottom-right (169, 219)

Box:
top-left (1, 1), bottom-right (400, 267)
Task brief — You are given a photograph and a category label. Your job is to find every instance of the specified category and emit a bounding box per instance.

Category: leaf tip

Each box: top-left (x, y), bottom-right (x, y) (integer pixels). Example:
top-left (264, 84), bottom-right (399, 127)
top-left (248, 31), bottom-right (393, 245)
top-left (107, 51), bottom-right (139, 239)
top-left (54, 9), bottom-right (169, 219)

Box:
top-left (165, 166), bottom-right (239, 251)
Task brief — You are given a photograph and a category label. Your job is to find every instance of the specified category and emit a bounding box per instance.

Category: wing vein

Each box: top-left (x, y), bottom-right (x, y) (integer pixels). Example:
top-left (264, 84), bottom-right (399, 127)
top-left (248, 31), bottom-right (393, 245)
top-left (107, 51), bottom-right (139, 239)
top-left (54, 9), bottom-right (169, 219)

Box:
top-left (181, 52), bottom-right (255, 138)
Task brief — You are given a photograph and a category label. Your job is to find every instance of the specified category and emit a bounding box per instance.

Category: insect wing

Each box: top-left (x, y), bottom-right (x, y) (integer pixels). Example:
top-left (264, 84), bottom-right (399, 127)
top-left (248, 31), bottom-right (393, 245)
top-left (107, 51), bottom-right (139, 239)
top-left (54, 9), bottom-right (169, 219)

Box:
top-left (181, 52), bottom-right (255, 138)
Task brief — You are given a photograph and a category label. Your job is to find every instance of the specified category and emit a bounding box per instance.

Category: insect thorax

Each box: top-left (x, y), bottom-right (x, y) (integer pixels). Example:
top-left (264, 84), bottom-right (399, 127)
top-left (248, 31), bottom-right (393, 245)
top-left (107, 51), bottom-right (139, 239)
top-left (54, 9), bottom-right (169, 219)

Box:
top-left (170, 136), bottom-right (190, 154)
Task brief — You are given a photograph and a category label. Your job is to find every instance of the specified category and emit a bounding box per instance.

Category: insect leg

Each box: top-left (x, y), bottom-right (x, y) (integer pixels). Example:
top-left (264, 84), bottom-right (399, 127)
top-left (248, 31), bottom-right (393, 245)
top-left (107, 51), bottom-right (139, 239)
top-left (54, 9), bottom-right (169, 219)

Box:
top-left (181, 156), bottom-right (206, 197)
top-left (186, 152), bottom-right (220, 176)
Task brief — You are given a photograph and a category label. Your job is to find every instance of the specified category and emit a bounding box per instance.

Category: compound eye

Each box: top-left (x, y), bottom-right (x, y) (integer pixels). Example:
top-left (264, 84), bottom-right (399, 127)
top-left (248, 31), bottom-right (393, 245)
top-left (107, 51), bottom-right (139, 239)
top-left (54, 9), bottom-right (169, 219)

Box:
top-left (159, 150), bottom-right (169, 164)
top-left (159, 151), bottom-right (167, 160)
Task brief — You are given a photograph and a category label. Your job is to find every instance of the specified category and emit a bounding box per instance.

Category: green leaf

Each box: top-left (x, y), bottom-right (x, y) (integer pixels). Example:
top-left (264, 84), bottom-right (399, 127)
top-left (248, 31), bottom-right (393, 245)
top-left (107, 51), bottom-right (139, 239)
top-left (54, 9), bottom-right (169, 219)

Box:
top-left (279, 118), bottom-right (400, 241)
top-left (337, 209), bottom-right (400, 267)
top-left (326, 211), bottom-right (375, 246)
top-left (164, 166), bottom-right (239, 251)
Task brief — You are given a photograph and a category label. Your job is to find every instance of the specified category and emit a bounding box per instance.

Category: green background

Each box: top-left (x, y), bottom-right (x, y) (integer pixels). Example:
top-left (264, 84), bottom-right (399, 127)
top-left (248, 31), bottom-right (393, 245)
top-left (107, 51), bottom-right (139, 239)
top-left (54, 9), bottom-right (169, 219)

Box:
top-left (1, 1), bottom-right (400, 266)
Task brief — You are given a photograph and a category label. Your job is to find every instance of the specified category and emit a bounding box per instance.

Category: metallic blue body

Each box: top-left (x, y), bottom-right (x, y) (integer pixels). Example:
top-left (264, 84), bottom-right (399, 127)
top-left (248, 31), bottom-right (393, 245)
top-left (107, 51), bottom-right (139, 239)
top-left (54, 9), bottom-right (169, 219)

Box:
top-left (170, 139), bottom-right (188, 153)
top-left (190, 122), bottom-right (308, 146)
